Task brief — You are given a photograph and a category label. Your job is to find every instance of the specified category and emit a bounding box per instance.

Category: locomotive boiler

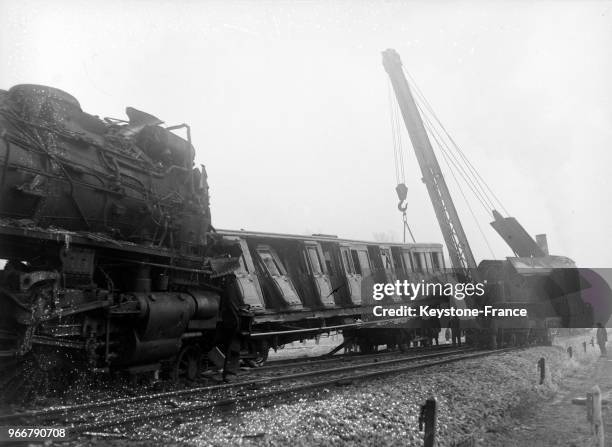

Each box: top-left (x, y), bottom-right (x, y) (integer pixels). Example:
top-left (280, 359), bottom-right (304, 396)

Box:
top-left (0, 84), bottom-right (209, 250)
top-left (0, 84), bottom-right (243, 399)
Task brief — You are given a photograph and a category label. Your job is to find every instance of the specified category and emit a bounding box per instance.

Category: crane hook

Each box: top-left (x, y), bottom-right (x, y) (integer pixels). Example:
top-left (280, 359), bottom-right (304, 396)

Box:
top-left (395, 183), bottom-right (408, 212)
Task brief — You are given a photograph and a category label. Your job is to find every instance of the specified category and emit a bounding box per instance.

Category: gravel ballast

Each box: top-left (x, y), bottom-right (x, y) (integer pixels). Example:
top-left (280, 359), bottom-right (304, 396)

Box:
top-left (147, 340), bottom-right (597, 446)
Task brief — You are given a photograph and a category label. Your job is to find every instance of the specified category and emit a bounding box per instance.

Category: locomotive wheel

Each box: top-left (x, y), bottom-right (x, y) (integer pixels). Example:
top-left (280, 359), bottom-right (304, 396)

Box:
top-left (172, 345), bottom-right (201, 381)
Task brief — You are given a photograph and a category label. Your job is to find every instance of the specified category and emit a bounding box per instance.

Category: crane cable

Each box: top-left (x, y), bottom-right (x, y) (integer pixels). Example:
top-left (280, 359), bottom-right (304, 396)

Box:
top-left (387, 70), bottom-right (504, 257)
top-left (419, 103), bottom-right (494, 217)
top-left (404, 68), bottom-right (510, 217)
top-left (387, 82), bottom-right (415, 243)
top-left (387, 83), bottom-right (402, 185)
top-left (419, 106), bottom-right (497, 259)
top-left (407, 76), bottom-right (496, 216)
top-left (388, 82), bottom-right (408, 187)
top-left (407, 74), bottom-right (497, 258)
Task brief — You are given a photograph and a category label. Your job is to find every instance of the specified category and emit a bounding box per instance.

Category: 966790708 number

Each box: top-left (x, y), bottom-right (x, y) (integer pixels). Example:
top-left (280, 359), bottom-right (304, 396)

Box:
top-left (1, 427), bottom-right (69, 442)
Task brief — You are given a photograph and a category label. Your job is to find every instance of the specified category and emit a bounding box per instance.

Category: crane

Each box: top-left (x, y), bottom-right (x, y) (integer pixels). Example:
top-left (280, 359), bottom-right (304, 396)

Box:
top-left (381, 48), bottom-right (606, 346)
top-left (382, 48), bottom-right (477, 273)
top-left (382, 48), bottom-right (552, 267)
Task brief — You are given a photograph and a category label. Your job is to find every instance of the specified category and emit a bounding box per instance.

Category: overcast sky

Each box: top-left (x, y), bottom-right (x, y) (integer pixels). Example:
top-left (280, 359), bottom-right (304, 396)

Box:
top-left (1, 0), bottom-right (611, 267)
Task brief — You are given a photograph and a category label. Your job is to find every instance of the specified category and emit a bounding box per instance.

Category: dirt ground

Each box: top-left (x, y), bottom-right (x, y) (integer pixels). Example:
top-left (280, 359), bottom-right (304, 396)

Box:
top-left (479, 340), bottom-right (611, 447)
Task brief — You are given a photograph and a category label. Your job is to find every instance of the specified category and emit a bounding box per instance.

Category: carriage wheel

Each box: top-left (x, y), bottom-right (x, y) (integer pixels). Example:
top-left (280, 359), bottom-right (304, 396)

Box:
top-left (172, 345), bottom-right (201, 381)
top-left (253, 340), bottom-right (269, 366)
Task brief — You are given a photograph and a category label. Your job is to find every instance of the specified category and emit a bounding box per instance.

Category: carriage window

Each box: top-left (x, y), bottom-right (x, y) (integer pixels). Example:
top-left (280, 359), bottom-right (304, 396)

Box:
top-left (391, 250), bottom-right (403, 271)
top-left (424, 253), bottom-right (433, 272)
top-left (431, 252), bottom-right (441, 271)
top-left (381, 249), bottom-right (393, 270)
top-left (342, 250), bottom-right (354, 274)
top-left (307, 247), bottom-right (323, 274)
top-left (351, 250), bottom-right (362, 275)
top-left (323, 251), bottom-right (334, 275)
top-left (238, 254), bottom-right (250, 273)
top-left (402, 252), bottom-right (414, 272)
top-left (422, 253), bottom-right (430, 272)
top-left (358, 250), bottom-right (371, 270)
top-left (257, 249), bottom-right (282, 276)
top-left (413, 252), bottom-right (424, 272)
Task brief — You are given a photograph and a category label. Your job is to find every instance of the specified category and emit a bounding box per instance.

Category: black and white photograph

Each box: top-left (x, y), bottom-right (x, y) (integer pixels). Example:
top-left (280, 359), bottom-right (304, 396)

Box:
top-left (0, 1), bottom-right (611, 446)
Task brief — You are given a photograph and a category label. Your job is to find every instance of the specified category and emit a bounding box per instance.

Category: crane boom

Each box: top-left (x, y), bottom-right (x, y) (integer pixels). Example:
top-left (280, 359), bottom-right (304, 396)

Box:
top-left (382, 48), bottom-right (477, 272)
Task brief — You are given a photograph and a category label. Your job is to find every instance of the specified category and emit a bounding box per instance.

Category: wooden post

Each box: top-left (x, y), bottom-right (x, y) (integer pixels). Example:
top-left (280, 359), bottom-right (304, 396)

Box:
top-left (537, 357), bottom-right (545, 385)
top-left (588, 385), bottom-right (605, 447)
top-left (419, 397), bottom-right (437, 447)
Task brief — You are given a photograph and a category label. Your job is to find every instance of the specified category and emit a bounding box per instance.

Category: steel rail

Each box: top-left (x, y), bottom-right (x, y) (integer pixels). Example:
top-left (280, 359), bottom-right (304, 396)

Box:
top-left (70, 347), bottom-right (516, 433)
top-left (0, 346), bottom-right (467, 423)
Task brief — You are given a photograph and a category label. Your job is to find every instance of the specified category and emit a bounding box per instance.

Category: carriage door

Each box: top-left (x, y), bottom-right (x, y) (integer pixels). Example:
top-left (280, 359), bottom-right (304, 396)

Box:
top-left (380, 246), bottom-right (401, 302)
top-left (400, 248), bottom-right (415, 281)
top-left (410, 250), bottom-right (427, 282)
top-left (304, 242), bottom-right (335, 308)
top-left (256, 246), bottom-right (303, 309)
top-left (231, 237), bottom-right (265, 312)
top-left (391, 247), bottom-right (408, 281)
top-left (339, 245), bottom-right (362, 305)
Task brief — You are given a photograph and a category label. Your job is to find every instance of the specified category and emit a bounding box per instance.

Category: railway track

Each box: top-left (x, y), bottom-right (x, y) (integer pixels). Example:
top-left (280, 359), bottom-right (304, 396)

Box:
top-left (0, 344), bottom-right (455, 423)
top-left (0, 346), bottom-right (517, 437)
